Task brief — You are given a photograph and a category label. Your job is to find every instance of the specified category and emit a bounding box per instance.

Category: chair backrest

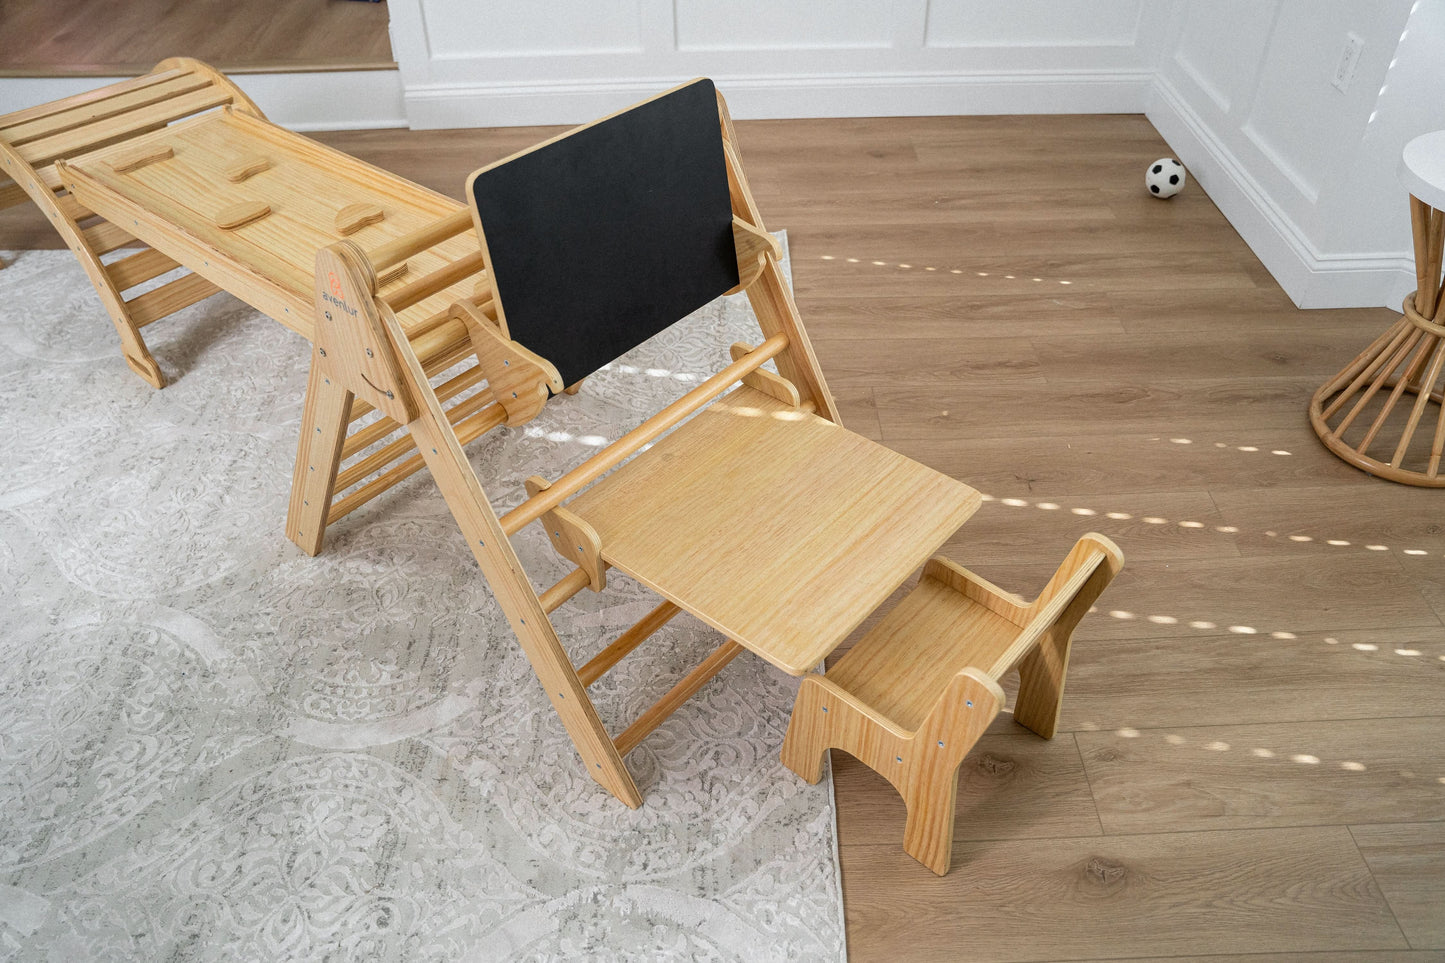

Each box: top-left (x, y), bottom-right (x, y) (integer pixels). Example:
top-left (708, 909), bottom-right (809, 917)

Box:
top-left (465, 78), bottom-right (738, 388)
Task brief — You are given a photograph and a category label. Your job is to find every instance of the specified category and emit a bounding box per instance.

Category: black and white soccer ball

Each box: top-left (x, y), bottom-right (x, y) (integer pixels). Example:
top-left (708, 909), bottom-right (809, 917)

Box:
top-left (1146, 158), bottom-right (1186, 198)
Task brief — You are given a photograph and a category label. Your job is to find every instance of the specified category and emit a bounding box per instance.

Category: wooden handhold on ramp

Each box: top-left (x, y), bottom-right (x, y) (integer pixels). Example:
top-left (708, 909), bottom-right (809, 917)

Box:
top-left (224, 154), bottom-right (270, 182)
top-left (335, 202), bottom-right (384, 236)
top-left (376, 259), bottom-right (409, 287)
top-left (214, 200), bottom-right (271, 230)
top-left (108, 145), bottom-right (173, 174)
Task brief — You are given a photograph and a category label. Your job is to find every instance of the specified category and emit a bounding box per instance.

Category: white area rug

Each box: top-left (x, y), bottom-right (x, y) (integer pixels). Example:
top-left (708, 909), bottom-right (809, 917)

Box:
top-left (0, 237), bottom-right (846, 961)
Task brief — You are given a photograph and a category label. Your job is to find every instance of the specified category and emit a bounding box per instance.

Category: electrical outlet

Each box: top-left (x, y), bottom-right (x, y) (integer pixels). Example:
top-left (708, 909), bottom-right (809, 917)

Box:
top-left (1333, 33), bottom-right (1364, 92)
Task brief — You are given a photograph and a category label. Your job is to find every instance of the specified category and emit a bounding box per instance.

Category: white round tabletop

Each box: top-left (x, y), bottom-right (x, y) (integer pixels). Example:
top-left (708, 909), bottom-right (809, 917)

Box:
top-left (1399, 130), bottom-right (1445, 210)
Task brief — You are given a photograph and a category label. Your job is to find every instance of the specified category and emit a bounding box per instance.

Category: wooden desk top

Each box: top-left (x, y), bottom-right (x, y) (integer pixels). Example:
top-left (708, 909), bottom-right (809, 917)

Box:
top-left (569, 387), bottom-right (981, 675)
top-left (61, 107), bottom-right (480, 340)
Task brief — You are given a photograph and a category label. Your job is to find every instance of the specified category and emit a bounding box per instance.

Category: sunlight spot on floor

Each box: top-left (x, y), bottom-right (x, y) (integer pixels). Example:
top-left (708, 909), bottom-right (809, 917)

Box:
top-left (1190, 620), bottom-right (1217, 630)
top-left (1395, 648), bottom-right (1421, 656)
top-left (1341, 761), bottom-right (1366, 772)
top-left (1328, 539), bottom-right (1351, 546)
top-left (1229, 625), bottom-right (1257, 634)
top-left (1109, 610), bottom-right (1135, 620)
top-left (577, 435), bottom-right (608, 447)
top-left (1238, 446), bottom-right (1259, 452)
top-left (1180, 521), bottom-right (1204, 529)
top-left (1170, 438), bottom-right (1193, 445)
top-left (1288, 535), bottom-right (1313, 542)
top-left (1205, 741), bottom-right (1230, 751)
top-left (1324, 637), bottom-right (1340, 645)
top-left (1403, 549), bottom-right (1428, 556)
top-left (1002, 497), bottom-right (1028, 507)
top-left (1037, 502), bottom-right (1060, 510)
top-left (1117, 728), bottom-right (1140, 738)
top-left (1143, 517), bottom-right (1166, 524)
top-left (1216, 525), bottom-right (1239, 533)
top-left (1164, 734), bottom-right (1186, 745)
top-left (1272, 450), bottom-right (1292, 456)
top-left (1366, 544), bottom-right (1388, 551)
top-left (1107, 512), bottom-right (1133, 520)
top-left (1252, 747), bottom-right (1275, 758)
top-left (1271, 631), bottom-right (1297, 640)
top-left (1292, 754), bottom-right (1320, 765)
top-left (1072, 508), bottom-right (1097, 516)
top-left (1352, 643), bottom-right (1379, 652)
top-left (820, 255), bottom-right (835, 260)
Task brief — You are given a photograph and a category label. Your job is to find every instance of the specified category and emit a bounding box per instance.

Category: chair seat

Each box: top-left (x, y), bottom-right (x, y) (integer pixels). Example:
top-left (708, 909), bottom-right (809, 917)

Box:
top-left (828, 571), bottom-right (1022, 731)
top-left (567, 386), bottom-right (981, 675)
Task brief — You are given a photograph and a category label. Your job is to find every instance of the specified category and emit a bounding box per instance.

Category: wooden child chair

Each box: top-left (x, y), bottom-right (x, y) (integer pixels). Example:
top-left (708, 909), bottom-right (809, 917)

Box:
top-left (781, 534), bottom-right (1123, 875)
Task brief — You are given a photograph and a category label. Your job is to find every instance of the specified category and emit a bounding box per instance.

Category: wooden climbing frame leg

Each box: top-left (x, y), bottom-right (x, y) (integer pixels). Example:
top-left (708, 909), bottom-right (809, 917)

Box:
top-left (286, 346), bottom-right (354, 557)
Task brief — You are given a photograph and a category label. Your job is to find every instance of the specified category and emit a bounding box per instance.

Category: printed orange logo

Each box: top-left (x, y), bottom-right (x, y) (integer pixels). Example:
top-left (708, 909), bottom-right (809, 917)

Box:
top-left (329, 272), bottom-right (342, 299)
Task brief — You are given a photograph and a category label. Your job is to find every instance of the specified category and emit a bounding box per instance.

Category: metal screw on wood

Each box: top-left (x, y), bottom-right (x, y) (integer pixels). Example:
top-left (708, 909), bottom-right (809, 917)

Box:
top-left (318, 348), bottom-right (326, 357)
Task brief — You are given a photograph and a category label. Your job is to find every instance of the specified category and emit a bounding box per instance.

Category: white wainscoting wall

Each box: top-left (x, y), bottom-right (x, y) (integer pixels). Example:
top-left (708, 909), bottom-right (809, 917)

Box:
top-left (1146, 0), bottom-right (1445, 308)
top-left (386, 0), bottom-right (1166, 128)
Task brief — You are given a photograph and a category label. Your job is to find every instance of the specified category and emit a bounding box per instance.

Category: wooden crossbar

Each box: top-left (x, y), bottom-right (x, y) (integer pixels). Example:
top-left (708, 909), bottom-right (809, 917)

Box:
top-left (500, 332), bottom-right (789, 536)
top-left (613, 640), bottom-right (745, 756)
top-left (369, 209), bottom-right (474, 272)
top-left (3, 75), bottom-right (212, 147)
top-left (382, 250), bottom-right (487, 313)
top-left (0, 69), bottom-right (192, 131)
top-left (579, 600), bottom-right (680, 687)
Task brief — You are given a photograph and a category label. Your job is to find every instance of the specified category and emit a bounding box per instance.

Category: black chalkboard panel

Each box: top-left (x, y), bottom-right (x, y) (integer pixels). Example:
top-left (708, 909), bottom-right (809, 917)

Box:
top-left (466, 79), bottom-right (739, 388)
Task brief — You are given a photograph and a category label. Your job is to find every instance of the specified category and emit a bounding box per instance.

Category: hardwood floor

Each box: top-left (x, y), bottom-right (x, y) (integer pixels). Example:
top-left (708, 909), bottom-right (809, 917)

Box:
top-left (0, 0), bottom-right (393, 75)
top-left (2, 112), bottom-right (1440, 961)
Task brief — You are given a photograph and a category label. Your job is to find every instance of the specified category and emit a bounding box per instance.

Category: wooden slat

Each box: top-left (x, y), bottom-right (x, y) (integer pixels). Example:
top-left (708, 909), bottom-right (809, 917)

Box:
top-left (2, 74), bottom-right (210, 146)
top-left (53, 191), bottom-right (92, 221)
top-left (0, 67), bottom-right (190, 131)
top-left (612, 640), bottom-right (745, 756)
top-left (125, 271), bottom-right (220, 326)
top-left (80, 219), bottom-right (135, 255)
top-left (106, 247), bottom-right (180, 291)
top-left (0, 179), bottom-right (29, 210)
top-left (18, 86), bottom-right (231, 166)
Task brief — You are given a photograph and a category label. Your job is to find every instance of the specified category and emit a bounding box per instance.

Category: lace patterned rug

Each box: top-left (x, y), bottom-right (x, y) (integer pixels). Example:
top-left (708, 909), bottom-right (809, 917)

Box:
top-left (0, 236), bottom-right (846, 962)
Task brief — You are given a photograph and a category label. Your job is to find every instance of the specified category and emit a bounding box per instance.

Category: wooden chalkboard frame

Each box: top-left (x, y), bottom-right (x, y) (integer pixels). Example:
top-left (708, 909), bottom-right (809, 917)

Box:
top-left (465, 78), bottom-right (739, 388)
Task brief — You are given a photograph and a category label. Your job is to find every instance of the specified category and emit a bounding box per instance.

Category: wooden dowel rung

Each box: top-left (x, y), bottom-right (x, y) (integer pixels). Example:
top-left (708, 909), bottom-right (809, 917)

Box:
top-left (367, 209), bottom-right (473, 272)
top-left (381, 250), bottom-right (486, 314)
top-left (327, 403), bottom-right (506, 523)
top-left (343, 361), bottom-right (485, 451)
top-left (613, 640), bottom-right (744, 757)
top-left (578, 600), bottom-right (680, 687)
top-left (337, 397), bottom-right (503, 491)
top-left (126, 271), bottom-right (219, 327)
top-left (501, 333), bottom-right (789, 536)
top-left (539, 567), bottom-right (593, 615)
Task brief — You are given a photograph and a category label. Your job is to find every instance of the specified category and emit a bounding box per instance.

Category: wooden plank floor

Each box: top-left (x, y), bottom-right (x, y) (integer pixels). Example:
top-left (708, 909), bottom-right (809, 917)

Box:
top-left (0, 0), bottom-right (392, 75)
top-left (2, 113), bottom-right (1441, 961)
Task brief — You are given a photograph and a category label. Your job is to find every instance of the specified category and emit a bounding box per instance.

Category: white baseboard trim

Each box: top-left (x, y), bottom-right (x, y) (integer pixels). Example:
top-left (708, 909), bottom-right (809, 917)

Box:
top-left (0, 70), bottom-right (407, 133)
top-left (403, 69), bottom-right (1154, 130)
top-left (1146, 76), bottom-right (1414, 310)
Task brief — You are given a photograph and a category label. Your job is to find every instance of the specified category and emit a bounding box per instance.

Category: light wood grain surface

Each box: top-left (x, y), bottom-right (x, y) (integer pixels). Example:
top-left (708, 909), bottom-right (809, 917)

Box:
top-left (3, 113), bottom-right (1440, 960)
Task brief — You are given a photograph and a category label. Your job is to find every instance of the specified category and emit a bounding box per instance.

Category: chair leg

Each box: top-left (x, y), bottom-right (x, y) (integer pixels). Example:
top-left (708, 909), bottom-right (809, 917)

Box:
top-left (780, 676), bottom-right (832, 784)
top-left (286, 347), bottom-right (353, 556)
top-left (901, 764), bottom-right (964, 875)
top-left (1013, 625), bottom-right (1070, 739)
